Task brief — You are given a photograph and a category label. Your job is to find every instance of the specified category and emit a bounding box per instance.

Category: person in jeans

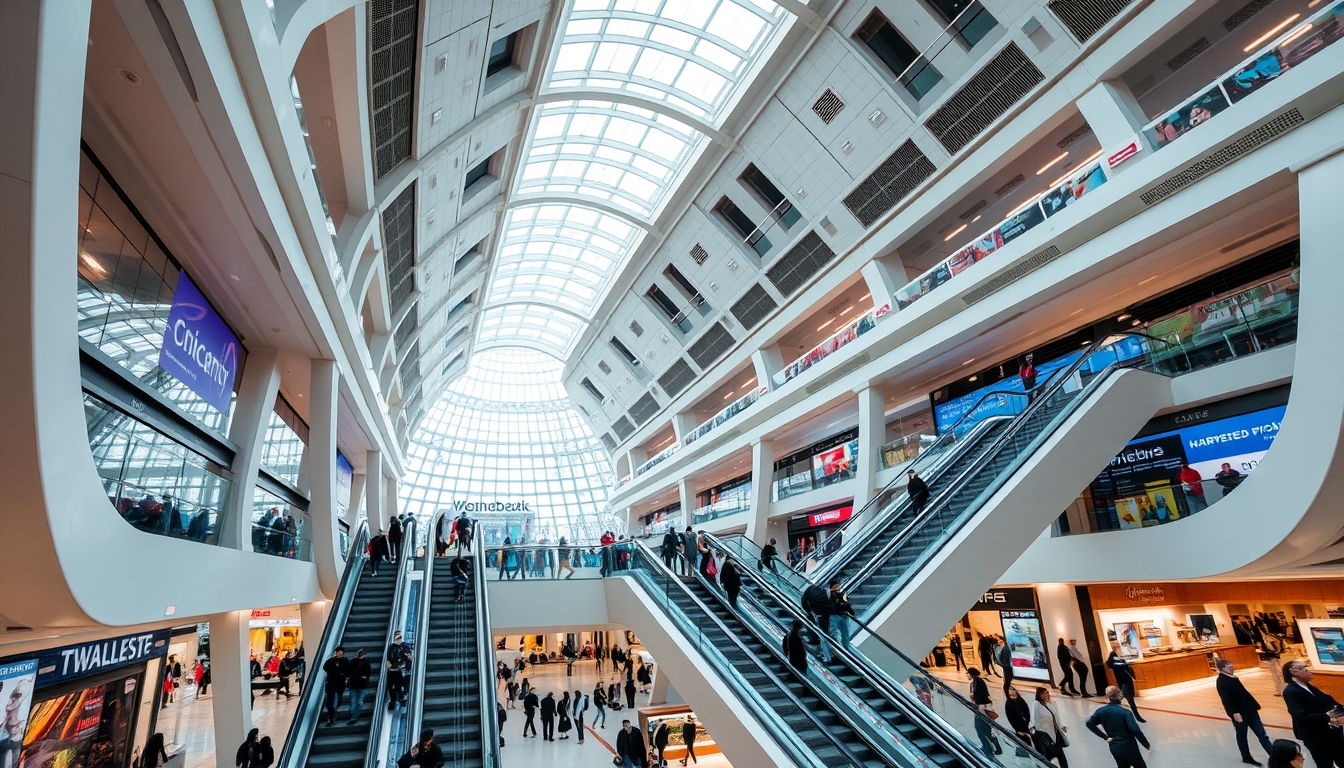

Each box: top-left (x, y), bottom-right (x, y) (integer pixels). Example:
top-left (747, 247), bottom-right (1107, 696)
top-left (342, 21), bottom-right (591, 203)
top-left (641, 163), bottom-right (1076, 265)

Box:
top-left (801, 582), bottom-right (834, 663)
top-left (449, 556), bottom-right (470, 602)
top-left (321, 648), bottom-right (349, 727)
top-left (1179, 461), bottom-right (1208, 514)
top-left (346, 649), bottom-right (371, 724)
top-left (385, 632), bottom-right (411, 709)
top-left (829, 580), bottom-right (855, 648)
top-left (968, 668), bottom-right (1000, 759)
top-left (1216, 659), bottom-right (1273, 765)
top-left (592, 683), bottom-right (607, 728)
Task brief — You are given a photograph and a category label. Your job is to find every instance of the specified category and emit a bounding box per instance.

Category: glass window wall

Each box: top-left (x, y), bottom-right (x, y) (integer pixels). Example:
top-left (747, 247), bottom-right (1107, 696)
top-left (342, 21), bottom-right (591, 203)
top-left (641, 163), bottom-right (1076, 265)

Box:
top-left (251, 485), bottom-right (311, 561)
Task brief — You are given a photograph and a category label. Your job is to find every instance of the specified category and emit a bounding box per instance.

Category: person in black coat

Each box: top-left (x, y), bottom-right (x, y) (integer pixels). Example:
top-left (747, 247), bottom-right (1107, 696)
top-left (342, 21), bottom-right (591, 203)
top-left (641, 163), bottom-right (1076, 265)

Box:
top-left (388, 517), bottom-right (403, 562)
top-left (539, 692), bottom-right (557, 741)
top-left (616, 719), bottom-right (649, 768)
top-left (255, 736), bottom-right (274, 768)
top-left (1056, 638), bottom-right (1079, 696)
top-left (402, 729), bottom-right (443, 768)
top-left (978, 634), bottom-right (998, 676)
top-left (784, 619), bottom-right (808, 676)
top-left (1216, 659), bottom-right (1274, 764)
top-left (758, 538), bottom-right (779, 573)
top-left (719, 557), bottom-right (741, 609)
top-left (321, 648), bottom-right (350, 726)
top-left (522, 690), bottom-right (538, 737)
top-left (801, 583), bottom-right (833, 663)
top-left (1283, 659), bottom-right (1344, 767)
top-left (681, 717), bottom-right (700, 765)
top-left (651, 719), bottom-right (670, 767)
top-left (141, 733), bottom-right (170, 768)
top-left (1087, 686), bottom-right (1151, 768)
top-left (625, 677), bottom-right (637, 710)
top-left (1105, 642), bottom-right (1145, 721)
top-left (906, 469), bottom-right (930, 514)
top-left (660, 529), bottom-right (679, 570)
top-left (949, 633), bottom-right (965, 670)
top-left (369, 531), bottom-right (390, 575)
top-left (235, 728), bottom-right (259, 768)
top-left (967, 669), bottom-right (1000, 758)
top-left (1005, 686), bottom-right (1032, 743)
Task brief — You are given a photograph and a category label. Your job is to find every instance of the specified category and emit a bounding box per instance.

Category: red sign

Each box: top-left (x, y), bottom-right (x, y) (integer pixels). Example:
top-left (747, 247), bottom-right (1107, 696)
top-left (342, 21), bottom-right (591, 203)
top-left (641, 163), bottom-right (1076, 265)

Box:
top-left (1107, 141), bottom-right (1139, 168)
top-left (808, 505), bottom-right (853, 527)
top-left (250, 610), bottom-right (271, 618)
top-left (875, 302), bottom-right (893, 319)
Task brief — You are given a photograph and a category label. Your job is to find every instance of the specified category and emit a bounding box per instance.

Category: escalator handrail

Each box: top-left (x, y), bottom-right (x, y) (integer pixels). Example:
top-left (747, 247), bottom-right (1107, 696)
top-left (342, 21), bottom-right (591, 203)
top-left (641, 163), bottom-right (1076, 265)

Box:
top-left (366, 517), bottom-right (418, 768)
top-left (706, 532), bottom-right (1052, 768)
top-left (622, 543), bottom-right (893, 768)
top-left (405, 513), bottom-right (441, 755)
top-left (474, 537), bottom-right (502, 768)
top-left (843, 333), bottom-right (1173, 598)
top-left (275, 520), bottom-right (370, 768)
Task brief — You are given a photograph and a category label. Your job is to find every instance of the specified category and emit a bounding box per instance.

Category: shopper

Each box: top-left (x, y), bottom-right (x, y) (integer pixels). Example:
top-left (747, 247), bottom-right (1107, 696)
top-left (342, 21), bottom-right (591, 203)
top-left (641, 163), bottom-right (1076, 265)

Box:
top-left (625, 676), bottom-right (637, 710)
top-left (385, 631), bottom-right (411, 709)
top-left (651, 718), bottom-right (670, 767)
top-left (235, 729), bottom-right (259, 768)
top-left (784, 619), bottom-right (809, 676)
top-left (999, 639), bottom-right (1016, 696)
top-left (199, 661), bottom-right (211, 696)
top-left (1267, 739), bottom-right (1305, 768)
top-left (679, 526), bottom-right (697, 577)
top-left (978, 633), bottom-right (998, 677)
top-left (573, 688), bottom-right (588, 744)
top-left (1020, 353), bottom-right (1038, 402)
top-left (906, 469), bottom-right (930, 514)
top-left (540, 691), bottom-right (556, 741)
top-left (719, 556), bottom-right (741, 609)
top-left (1032, 687), bottom-right (1070, 767)
top-left (1056, 638), bottom-right (1079, 696)
top-left (450, 555), bottom-right (470, 602)
top-left (695, 535), bottom-right (713, 580)
top-left (321, 648), bottom-right (349, 727)
top-left (388, 515), bottom-right (403, 562)
top-left (830, 580), bottom-right (855, 648)
top-left (1105, 641), bottom-right (1145, 721)
top-left (522, 688), bottom-right (538, 737)
top-left (277, 652), bottom-right (296, 699)
top-left (593, 683), bottom-right (607, 728)
top-left (758, 538), bottom-right (779, 573)
top-left (949, 632), bottom-right (965, 671)
top-left (344, 649), bottom-right (371, 724)
top-left (637, 661), bottom-right (652, 694)
top-left (141, 733), bottom-right (170, 768)
top-left (1283, 659), bottom-right (1344, 767)
top-left (1068, 639), bottom-right (1092, 696)
top-left (681, 717), bottom-right (699, 765)
top-left (455, 513), bottom-right (475, 554)
top-left (616, 719), bottom-right (648, 768)
top-left (368, 530), bottom-right (390, 576)
top-left (661, 528), bottom-right (680, 570)
top-left (1216, 462), bottom-right (1246, 496)
top-left (1217, 658), bottom-right (1274, 764)
top-left (557, 691), bottom-right (572, 739)
top-left (399, 728), bottom-right (443, 768)
top-left (1086, 686), bottom-right (1151, 768)
top-left (255, 736), bottom-right (274, 768)
top-left (1005, 686), bottom-right (1032, 751)
top-left (435, 513), bottom-right (451, 557)
top-left (968, 668), bottom-right (1000, 759)
top-left (801, 582), bottom-right (834, 663)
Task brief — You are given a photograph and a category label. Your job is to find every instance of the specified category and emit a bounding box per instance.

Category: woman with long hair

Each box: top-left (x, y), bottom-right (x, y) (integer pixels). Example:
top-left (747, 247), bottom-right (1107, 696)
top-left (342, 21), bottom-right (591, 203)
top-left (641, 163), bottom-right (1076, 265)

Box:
top-left (1032, 686), bottom-right (1069, 766)
top-left (235, 728), bottom-right (259, 768)
top-left (1267, 739), bottom-right (1305, 768)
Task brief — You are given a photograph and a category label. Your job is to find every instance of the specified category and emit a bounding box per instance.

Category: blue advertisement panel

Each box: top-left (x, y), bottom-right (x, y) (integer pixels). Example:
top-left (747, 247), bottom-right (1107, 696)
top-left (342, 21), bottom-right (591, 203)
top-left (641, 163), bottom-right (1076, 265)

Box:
top-left (933, 352), bottom-right (1082, 434)
top-left (158, 273), bottom-right (240, 414)
top-left (336, 451), bottom-right (354, 519)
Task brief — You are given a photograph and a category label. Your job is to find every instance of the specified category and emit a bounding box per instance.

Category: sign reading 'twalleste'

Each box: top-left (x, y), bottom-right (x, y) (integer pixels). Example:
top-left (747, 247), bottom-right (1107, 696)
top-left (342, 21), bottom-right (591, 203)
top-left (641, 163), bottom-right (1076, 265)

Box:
top-left (159, 273), bottom-right (239, 413)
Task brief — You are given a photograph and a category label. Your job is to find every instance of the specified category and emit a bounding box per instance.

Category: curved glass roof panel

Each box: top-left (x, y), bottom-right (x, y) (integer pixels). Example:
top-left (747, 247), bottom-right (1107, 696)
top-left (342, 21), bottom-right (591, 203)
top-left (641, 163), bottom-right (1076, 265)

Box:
top-left (550, 0), bottom-right (789, 123)
top-left (476, 303), bottom-right (588, 358)
top-left (490, 203), bottom-right (646, 316)
top-left (517, 100), bottom-right (700, 219)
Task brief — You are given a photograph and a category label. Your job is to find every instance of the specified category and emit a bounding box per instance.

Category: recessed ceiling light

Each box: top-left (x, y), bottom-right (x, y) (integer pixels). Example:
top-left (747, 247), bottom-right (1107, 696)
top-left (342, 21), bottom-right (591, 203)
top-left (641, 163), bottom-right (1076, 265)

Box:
top-left (230, 274), bottom-right (241, 281)
top-left (1117, 313), bottom-right (1131, 321)
top-left (968, 375), bottom-right (978, 382)
top-left (1036, 152), bottom-right (1069, 176)
top-left (1244, 15), bottom-right (1301, 52)
top-left (943, 224), bottom-right (969, 242)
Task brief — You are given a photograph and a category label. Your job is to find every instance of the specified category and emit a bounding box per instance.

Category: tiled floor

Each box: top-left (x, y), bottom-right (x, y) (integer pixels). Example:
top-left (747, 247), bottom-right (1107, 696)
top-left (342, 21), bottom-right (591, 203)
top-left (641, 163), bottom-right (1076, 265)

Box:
top-left (162, 681), bottom-right (301, 768)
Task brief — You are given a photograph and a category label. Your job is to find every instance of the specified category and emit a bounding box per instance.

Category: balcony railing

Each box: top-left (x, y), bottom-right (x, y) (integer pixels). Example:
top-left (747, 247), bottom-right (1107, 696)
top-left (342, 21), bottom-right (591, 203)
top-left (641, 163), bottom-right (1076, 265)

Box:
top-left (775, 307), bottom-right (885, 386)
top-left (772, 441), bottom-right (860, 502)
top-left (634, 443), bottom-right (680, 477)
top-left (880, 428), bottom-right (938, 469)
top-left (693, 493), bottom-right (752, 525)
top-left (684, 385), bottom-right (769, 447)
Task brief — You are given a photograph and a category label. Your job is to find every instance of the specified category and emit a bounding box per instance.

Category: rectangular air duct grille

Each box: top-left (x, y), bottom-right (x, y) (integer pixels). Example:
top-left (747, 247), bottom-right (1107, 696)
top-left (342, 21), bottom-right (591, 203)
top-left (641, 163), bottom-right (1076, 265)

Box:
top-left (657, 358), bottom-right (697, 398)
top-left (962, 246), bottom-right (1062, 305)
top-left (1223, 0), bottom-right (1276, 31)
top-left (959, 200), bottom-right (988, 220)
top-left (687, 322), bottom-right (735, 369)
top-left (813, 89), bottom-right (845, 123)
top-left (629, 393), bottom-right (661, 426)
top-left (1167, 38), bottom-right (1210, 71)
top-left (690, 243), bottom-right (710, 265)
top-left (1056, 125), bottom-right (1093, 150)
top-left (612, 417), bottom-right (635, 441)
top-left (629, 319), bottom-right (644, 337)
top-left (1046, 0), bottom-right (1136, 42)
top-left (1140, 110), bottom-right (1304, 206)
top-left (994, 174), bottom-right (1026, 197)
top-left (369, 0), bottom-right (419, 180)
top-left (394, 303), bottom-right (418, 347)
top-left (600, 433), bottom-right (617, 451)
top-left (766, 231), bottom-right (838, 296)
top-left (398, 340), bottom-right (421, 391)
top-left (842, 140), bottom-right (936, 227)
top-left (730, 283), bottom-right (779, 330)
top-left (925, 43), bottom-right (1044, 155)
top-left (382, 184), bottom-right (417, 315)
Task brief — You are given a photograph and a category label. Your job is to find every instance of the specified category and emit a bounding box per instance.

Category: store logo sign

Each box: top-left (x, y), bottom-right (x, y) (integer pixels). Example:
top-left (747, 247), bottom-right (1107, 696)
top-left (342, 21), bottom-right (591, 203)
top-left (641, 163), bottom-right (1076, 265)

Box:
top-left (31, 629), bottom-right (172, 688)
top-left (1124, 585), bottom-right (1166, 603)
top-left (1108, 140), bottom-right (1140, 168)
top-left (452, 500), bottom-right (531, 513)
top-left (159, 273), bottom-right (238, 414)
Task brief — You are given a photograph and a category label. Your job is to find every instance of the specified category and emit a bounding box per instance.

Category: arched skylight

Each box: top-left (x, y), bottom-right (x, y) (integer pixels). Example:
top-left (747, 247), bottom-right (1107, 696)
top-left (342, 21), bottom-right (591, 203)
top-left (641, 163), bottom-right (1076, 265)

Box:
top-left (476, 303), bottom-right (588, 357)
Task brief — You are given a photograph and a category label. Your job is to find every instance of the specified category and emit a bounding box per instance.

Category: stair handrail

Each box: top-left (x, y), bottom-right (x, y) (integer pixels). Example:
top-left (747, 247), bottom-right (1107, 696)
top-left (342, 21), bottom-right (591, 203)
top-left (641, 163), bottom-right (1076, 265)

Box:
top-left (366, 517), bottom-right (418, 768)
top-left (275, 520), bottom-right (369, 768)
top-left (404, 513), bottom-right (441, 756)
top-left (475, 540), bottom-right (502, 768)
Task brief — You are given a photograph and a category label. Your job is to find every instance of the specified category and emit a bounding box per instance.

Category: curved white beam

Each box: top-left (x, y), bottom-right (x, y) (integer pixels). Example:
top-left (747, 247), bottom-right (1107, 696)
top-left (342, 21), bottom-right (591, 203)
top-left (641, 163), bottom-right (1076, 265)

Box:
top-left (534, 90), bottom-right (733, 146)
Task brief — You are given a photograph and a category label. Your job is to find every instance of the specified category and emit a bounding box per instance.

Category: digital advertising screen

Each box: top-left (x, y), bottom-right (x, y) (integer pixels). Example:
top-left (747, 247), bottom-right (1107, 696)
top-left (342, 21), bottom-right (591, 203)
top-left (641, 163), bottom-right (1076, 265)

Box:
top-left (1312, 627), bottom-right (1344, 666)
top-left (20, 673), bottom-right (138, 768)
top-left (1000, 610), bottom-right (1050, 681)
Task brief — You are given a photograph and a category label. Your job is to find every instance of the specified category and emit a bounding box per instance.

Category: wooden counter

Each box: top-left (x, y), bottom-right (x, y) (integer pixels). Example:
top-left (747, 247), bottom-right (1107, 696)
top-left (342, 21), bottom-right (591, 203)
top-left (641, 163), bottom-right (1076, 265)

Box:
top-left (1109, 645), bottom-right (1260, 691)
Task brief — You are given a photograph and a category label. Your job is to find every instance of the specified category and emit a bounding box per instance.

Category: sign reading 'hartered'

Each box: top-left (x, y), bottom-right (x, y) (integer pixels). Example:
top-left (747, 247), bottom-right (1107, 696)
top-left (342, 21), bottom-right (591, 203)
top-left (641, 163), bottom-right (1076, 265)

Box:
top-left (159, 273), bottom-right (239, 413)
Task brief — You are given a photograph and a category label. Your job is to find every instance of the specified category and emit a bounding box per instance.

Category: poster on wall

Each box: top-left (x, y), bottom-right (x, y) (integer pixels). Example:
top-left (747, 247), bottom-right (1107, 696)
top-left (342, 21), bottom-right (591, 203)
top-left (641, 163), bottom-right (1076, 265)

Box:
top-left (1312, 627), bottom-right (1344, 666)
top-left (1188, 614), bottom-right (1220, 644)
top-left (158, 272), bottom-right (240, 413)
top-left (1112, 623), bottom-right (1143, 659)
top-left (20, 672), bottom-right (138, 768)
top-left (0, 659), bottom-right (36, 764)
top-left (1000, 610), bottom-right (1050, 681)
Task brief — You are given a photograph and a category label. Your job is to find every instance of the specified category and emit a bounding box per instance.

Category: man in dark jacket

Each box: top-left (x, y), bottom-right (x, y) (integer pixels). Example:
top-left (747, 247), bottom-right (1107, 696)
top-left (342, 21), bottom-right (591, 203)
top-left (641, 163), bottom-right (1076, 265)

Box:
top-left (1105, 641), bottom-right (1144, 720)
top-left (906, 470), bottom-right (930, 514)
top-left (651, 719), bottom-right (670, 767)
top-left (1284, 659), bottom-right (1344, 767)
top-left (455, 513), bottom-right (475, 554)
top-left (1055, 638), bottom-right (1078, 695)
top-left (522, 689), bottom-right (538, 737)
top-left (540, 692), bottom-right (557, 741)
top-left (978, 634), bottom-right (997, 677)
top-left (759, 538), bottom-right (779, 573)
top-left (660, 529), bottom-right (679, 570)
top-left (321, 647), bottom-right (350, 726)
top-left (387, 516), bottom-right (403, 562)
top-left (1086, 686), bottom-right (1152, 767)
top-left (719, 557), bottom-right (741, 609)
top-left (346, 649), bottom-right (372, 725)
top-left (449, 556), bottom-right (470, 602)
top-left (1216, 659), bottom-right (1272, 764)
top-left (679, 526), bottom-right (697, 577)
top-left (801, 583), bottom-right (833, 662)
top-left (385, 631), bottom-right (411, 708)
top-left (369, 530), bottom-right (390, 575)
top-left (616, 719), bottom-right (648, 768)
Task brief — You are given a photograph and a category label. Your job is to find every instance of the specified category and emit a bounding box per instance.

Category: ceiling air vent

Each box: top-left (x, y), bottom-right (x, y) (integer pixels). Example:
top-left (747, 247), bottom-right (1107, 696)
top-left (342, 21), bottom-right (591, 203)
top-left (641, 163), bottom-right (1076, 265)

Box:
top-left (1045, 0), bottom-right (1136, 43)
top-left (690, 243), bottom-right (710, 265)
top-left (1140, 110), bottom-right (1304, 206)
top-left (597, 360), bottom-right (612, 375)
top-left (812, 89), bottom-right (845, 124)
top-left (841, 140), bottom-right (936, 228)
top-left (962, 246), bottom-right (1063, 306)
top-left (766, 231), bottom-right (838, 296)
top-left (1223, 0), bottom-right (1276, 31)
top-left (394, 303), bottom-right (418, 347)
top-left (629, 319), bottom-right (644, 337)
top-left (629, 393), bottom-right (661, 426)
top-left (381, 185), bottom-right (418, 315)
top-left (612, 417), bottom-right (635, 441)
top-left (687, 322), bottom-right (735, 369)
top-left (1056, 124), bottom-right (1093, 150)
top-left (657, 358), bottom-right (697, 398)
top-left (398, 340), bottom-right (422, 391)
top-left (1167, 38), bottom-right (1210, 71)
top-left (959, 200), bottom-right (988, 221)
top-left (369, 0), bottom-right (419, 180)
top-left (730, 283), bottom-right (779, 330)
top-left (925, 43), bottom-right (1044, 155)
top-left (600, 433), bottom-right (617, 451)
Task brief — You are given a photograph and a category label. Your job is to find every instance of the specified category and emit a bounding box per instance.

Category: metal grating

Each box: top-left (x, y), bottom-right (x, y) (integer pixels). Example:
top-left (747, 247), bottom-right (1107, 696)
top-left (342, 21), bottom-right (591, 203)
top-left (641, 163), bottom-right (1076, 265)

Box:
top-left (1045, 0), bottom-right (1136, 43)
top-left (766, 231), bottom-right (838, 296)
top-left (925, 44), bottom-right (1044, 155)
top-left (841, 141), bottom-right (936, 227)
top-left (1140, 110), bottom-right (1304, 206)
top-left (1223, 0), bottom-right (1276, 31)
top-left (1056, 125), bottom-right (1093, 150)
top-left (598, 360), bottom-right (612, 375)
top-left (394, 303), bottom-right (418, 347)
top-left (994, 174), bottom-right (1027, 197)
top-left (657, 358), bottom-right (697, 398)
top-left (959, 200), bottom-right (988, 220)
top-left (730, 283), bottom-right (779, 330)
top-left (381, 185), bottom-right (417, 315)
top-left (1167, 38), bottom-right (1211, 71)
top-left (629, 319), bottom-right (644, 337)
top-left (962, 246), bottom-right (1062, 305)
top-left (812, 89), bottom-right (845, 124)
top-left (687, 322), bottom-right (735, 370)
top-left (398, 339), bottom-right (422, 391)
top-left (690, 243), bottom-right (710, 265)
top-left (611, 416), bottom-right (635, 441)
top-left (369, 0), bottom-right (419, 180)
top-left (629, 393), bottom-right (661, 426)
top-left (600, 433), bottom-right (617, 452)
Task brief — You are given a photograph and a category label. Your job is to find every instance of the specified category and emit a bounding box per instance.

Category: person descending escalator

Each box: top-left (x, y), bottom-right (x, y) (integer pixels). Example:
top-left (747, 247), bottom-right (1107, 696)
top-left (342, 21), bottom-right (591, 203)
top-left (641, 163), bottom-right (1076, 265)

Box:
top-left (321, 649), bottom-right (349, 727)
top-left (907, 470), bottom-right (930, 515)
top-left (719, 556), bottom-right (741, 609)
top-left (454, 513), bottom-right (475, 554)
top-left (801, 582), bottom-right (833, 663)
top-left (397, 729), bottom-right (444, 768)
top-left (450, 556), bottom-right (470, 602)
top-left (784, 620), bottom-right (808, 677)
top-left (758, 538), bottom-right (779, 573)
top-left (385, 631), bottom-right (412, 709)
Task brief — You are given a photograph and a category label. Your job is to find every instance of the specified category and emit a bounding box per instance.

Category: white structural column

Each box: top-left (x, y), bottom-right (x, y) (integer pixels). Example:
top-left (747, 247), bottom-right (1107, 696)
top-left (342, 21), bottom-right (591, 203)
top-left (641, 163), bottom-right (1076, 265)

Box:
top-left (385, 472), bottom-right (399, 526)
top-left (751, 347), bottom-right (784, 391)
top-left (365, 450), bottom-right (384, 531)
top-left (222, 347), bottom-right (284, 550)
top-left (309, 359), bottom-right (343, 597)
top-left (346, 471), bottom-right (367, 527)
top-left (1075, 80), bottom-right (1151, 174)
top-left (671, 412), bottom-right (695, 444)
top-left (745, 440), bottom-right (775, 545)
top-left (300, 600), bottom-right (330, 664)
top-left (677, 478), bottom-right (694, 528)
top-left (860, 257), bottom-right (903, 310)
top-left (209, 610), bottom-right (253, 768)
top-left (854, 385), bottom-right (886, 511)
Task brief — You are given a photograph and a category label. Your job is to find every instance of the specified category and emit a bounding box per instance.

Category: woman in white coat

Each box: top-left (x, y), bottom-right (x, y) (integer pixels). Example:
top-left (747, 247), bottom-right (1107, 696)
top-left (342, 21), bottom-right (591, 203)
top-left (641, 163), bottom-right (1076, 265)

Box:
top-left (1031, 686), bottom-right (1069, 767)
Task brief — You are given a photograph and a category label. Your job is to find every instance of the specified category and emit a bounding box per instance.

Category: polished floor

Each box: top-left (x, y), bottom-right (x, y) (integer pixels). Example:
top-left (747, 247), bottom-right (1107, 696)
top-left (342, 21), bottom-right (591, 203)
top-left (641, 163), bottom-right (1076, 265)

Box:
top-left (164, 679), bottom-right (301, 768)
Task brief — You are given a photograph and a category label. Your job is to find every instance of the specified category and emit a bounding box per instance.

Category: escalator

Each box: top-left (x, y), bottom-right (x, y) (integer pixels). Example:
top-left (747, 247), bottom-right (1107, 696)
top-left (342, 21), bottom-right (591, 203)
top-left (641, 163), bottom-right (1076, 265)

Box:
top-left (277, 520), bottom-right (417, 768)
top-left (407, 515), bottom-right (499, 768)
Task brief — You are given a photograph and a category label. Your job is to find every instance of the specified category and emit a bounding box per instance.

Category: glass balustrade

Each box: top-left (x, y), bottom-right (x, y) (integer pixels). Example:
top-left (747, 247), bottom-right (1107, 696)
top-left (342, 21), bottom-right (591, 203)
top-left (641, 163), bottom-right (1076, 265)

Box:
top-left (634, 444), bottom-right (679, 477)
top-left (251, 485), bottom-right (312, 561)
top-left (880, 428), bottom-right (939, 469)
top-left (775, 308), bottom-right (882, 386)
top-left (683, 386), bottom-right (768, 447)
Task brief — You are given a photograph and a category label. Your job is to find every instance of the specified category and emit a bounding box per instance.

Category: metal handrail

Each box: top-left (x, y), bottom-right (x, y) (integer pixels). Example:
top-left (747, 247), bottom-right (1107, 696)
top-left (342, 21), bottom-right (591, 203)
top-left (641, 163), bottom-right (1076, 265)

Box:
top-left (366, 517), bottom-right (418, 768)
top-left (405, 513), bottom-right (440, 753)
top-left (275, 520), bottom-right (369, 768)
top-left (624, 543), bottom-right (891, 768)
top-left (706, 532), bottom-right (1052, 768)
top-left (474, 539), bottom-right (502, 768)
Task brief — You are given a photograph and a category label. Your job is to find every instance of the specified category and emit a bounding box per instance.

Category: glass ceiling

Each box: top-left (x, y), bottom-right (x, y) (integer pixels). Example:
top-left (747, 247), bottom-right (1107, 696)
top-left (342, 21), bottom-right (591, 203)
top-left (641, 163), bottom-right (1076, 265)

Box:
top-left (475, 0), bottom-right (800, 359)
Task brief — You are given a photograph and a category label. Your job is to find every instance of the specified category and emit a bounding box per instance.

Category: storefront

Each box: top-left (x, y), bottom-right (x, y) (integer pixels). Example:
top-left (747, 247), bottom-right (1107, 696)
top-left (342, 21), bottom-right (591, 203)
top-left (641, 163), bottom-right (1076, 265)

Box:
top-left (248, 607), bottom-right (303, 662)
top-left (639, 708), bottom-right (720, 761)
top-left (2, 629), bottom-right (171, 768)
top-left (692, 474), bottom-right (751, 525)
top-left (772, 428), bottom-right (859, 502)
top-left (787, 502), bottom-right (854, 561)
top-left (934, 588), bottom-right (1052, 684)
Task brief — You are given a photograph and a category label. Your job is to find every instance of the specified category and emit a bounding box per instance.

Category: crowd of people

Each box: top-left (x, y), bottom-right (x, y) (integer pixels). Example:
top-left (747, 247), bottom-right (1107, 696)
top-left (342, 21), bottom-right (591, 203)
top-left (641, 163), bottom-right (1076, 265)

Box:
top-left (252, 507), bottom-right (302, 559)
